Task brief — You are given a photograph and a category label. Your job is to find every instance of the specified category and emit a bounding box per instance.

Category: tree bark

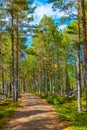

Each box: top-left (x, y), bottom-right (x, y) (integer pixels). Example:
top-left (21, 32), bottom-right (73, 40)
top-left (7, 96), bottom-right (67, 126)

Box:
top-left (77, 0), bottom-right (81, 112)
top-left (81, 0), bottom-right (87, 111)
top-left (15, 16), bottom-right (19, 101)
top-left (11, 1), bottom-right (15, 102)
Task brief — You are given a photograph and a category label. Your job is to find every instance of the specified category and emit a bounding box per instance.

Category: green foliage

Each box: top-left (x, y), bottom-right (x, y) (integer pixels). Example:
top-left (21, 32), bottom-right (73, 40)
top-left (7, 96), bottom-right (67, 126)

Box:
top-left (72, 112), bottom-right (87, 127)
top-left (46, 96), bottom-right (53, 104)
top-left (45, 95), bottom-right (65, 105)
top-left (0, 99), bottom-right (19, 128)
top-left (40, 94), bottom-right (87, 130)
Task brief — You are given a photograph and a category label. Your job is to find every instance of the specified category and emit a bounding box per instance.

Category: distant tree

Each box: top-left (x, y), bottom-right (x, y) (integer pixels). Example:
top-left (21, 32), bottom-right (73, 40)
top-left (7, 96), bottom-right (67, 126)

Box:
top-left (48, 0), bottom-right (87, 112)
top-left (5, 0), bottom-right (35, 102)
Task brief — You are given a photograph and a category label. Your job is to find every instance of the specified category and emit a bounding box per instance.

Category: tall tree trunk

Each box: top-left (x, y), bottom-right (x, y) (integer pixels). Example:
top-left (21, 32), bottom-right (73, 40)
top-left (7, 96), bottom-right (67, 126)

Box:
top-left (65, 61), bottom-right (69, 97)
top-left (75, 57), bottom-right (77, 90)
top-left (81, 0), bottom-right (87, 111)
top-left (11, 2), bottom-right (15, 102)
top-left (38, 50), bottom-right (43, 95)
top-left (38, 68), bottom-right (42, 95)
top-left (77, 0), bottom-right (81, 112)
top-left (9, 61), bottom-right (12, 97)
top-left (0, 33), bottom-right (5, 95)
top-left (51, 58), bottom-right (55, 97)
top-left (45, 71), bottom-right (48, 96)
top-left (0, 34), bottom-right (5, 94)
top-left (21, 77), bottom-right (25, 92)
top-left (77, 55), bottom-right (81, 112)
top-left (15, 16), bottom-right (19, 101)
top-left (2, 62), bottom-right (5, 95)
top-left (57, 54), bottom-right (61, 94)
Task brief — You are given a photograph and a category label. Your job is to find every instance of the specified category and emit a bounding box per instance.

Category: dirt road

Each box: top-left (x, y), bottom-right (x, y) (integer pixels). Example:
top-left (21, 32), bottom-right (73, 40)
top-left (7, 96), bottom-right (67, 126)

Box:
top-left (2, 93), bottom-right (68, 130)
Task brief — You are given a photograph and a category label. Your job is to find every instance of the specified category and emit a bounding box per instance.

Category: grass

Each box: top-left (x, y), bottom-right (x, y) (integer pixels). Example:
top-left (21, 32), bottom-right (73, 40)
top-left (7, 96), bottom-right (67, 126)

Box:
top-left (0, 98), bottom-right (20, 129)
top-left (40, 94), bottom-right (87, 130)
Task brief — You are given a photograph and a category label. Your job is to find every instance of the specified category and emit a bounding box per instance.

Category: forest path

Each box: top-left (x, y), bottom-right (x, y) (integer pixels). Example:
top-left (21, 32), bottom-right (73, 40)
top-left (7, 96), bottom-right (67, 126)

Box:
top-left (2, 93), bottom-right (68, 130)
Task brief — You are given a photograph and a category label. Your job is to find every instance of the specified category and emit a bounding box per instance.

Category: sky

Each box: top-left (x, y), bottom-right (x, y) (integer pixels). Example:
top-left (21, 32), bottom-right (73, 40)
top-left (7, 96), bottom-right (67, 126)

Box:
top-left (31, 0), bottom-right (67, 29)
top-left (25, 0), bottom-right (69, 46)
top-left (26, 0), bottom-right (76, 46)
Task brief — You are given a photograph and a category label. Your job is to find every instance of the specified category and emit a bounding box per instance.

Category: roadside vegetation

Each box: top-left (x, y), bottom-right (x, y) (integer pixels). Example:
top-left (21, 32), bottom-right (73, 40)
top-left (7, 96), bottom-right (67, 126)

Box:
top-left (39, 94), bottom-right (87, 130)
top-left (0, 98), bottom-right (19, 129)
top-left (0, 1), bottom-right (87, 130)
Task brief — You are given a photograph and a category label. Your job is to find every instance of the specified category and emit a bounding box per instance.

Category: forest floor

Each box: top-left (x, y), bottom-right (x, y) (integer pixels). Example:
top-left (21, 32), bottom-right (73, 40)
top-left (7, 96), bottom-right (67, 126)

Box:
top-left (2, 93), bottom-right (70, 130)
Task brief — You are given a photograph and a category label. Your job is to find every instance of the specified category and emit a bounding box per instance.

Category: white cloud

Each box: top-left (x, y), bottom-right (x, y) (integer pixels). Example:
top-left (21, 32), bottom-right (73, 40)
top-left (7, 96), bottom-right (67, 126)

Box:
top-left (35, 4), bottom-right (53, 19)
top-left (30, 1), bottom-right (77, 30)
top-left (59, 25), bottom-right (67, 30)
top-left (31, 3), bottom-right (65, 25)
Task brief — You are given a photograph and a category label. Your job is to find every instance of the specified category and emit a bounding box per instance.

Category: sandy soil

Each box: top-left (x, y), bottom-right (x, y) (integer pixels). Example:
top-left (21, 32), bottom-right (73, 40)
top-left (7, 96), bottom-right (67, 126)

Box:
top-left (2, 93), bottom-right (68, 130)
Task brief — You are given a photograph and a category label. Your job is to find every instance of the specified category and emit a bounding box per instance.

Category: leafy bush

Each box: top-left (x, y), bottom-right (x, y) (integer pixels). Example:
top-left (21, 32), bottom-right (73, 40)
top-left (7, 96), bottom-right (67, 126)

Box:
top-left (0, 99), bottom-right (19, 128)
top-left (46, 96), bottom-right (53, 104)
top-left (72, 112), bottom-right (87, 127)
top-left (40, 94), bottom-right (87, 130)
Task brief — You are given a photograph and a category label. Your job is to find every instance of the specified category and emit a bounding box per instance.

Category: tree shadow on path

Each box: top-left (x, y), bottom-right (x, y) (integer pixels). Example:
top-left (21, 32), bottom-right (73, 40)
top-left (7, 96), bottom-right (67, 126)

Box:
top-left (2, 93), bottom-right (68, 130)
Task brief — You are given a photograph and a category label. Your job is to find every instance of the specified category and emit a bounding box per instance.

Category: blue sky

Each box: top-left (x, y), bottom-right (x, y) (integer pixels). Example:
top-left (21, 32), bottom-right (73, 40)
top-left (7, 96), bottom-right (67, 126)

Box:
top-left (30, 0), bottom-right (69, 29)
top-left (27, 0), bottom-right (77, 46)
top-left (26, 0), bottom-right (67, 46)
top-left (31, 0), bottom-right (77, 28)
top-left (34, 0), bottom-right (48, 5)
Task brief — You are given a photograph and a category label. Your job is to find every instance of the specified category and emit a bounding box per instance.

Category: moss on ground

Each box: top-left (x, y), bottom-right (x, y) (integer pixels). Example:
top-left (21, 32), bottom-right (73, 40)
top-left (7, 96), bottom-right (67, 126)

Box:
top-left (40, 94), bottom-right (87, 130)
top-left (0, 98), bottom-right (20, 129)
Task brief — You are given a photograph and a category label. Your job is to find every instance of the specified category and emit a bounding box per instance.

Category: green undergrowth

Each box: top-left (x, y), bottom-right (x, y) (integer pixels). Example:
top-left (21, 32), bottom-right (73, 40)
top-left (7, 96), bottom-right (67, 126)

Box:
top-left (0, 98), bottom-right (20, 129)
top-left (40, 94), bottom-right (87, 130)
